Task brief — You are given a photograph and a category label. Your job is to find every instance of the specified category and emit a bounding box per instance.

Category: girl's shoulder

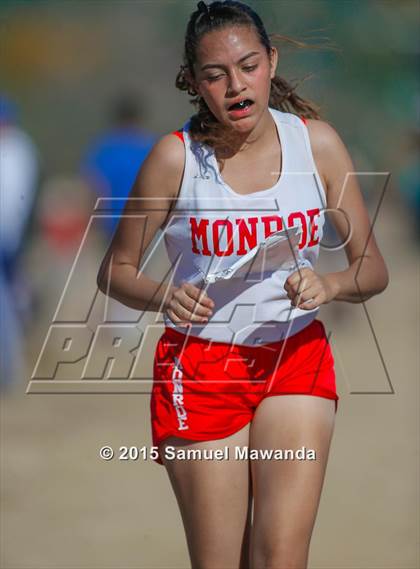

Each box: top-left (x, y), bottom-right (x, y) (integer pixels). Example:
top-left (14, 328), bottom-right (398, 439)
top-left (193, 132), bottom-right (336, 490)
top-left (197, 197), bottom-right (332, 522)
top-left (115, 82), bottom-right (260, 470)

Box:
top-left (147, 131), bottom-right (185, 169)
top-left (303, 118), bottom-right (345, 165)
top-left (132, 133), bottom-right (185, 201)
top-left (302, 118), bottom-right (350, 200)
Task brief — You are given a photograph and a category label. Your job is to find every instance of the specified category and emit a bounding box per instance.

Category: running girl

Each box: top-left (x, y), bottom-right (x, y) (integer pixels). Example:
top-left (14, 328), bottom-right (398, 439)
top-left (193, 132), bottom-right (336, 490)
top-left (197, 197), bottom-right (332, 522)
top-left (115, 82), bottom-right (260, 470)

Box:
top-left (97, 2), bottom-right (389, 567)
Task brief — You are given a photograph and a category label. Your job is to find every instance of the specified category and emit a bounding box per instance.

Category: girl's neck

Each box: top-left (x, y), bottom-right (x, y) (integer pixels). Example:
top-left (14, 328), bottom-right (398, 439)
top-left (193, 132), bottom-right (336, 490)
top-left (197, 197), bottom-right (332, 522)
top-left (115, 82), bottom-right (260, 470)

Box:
top-left (214, 108), bottom-right (275, 159)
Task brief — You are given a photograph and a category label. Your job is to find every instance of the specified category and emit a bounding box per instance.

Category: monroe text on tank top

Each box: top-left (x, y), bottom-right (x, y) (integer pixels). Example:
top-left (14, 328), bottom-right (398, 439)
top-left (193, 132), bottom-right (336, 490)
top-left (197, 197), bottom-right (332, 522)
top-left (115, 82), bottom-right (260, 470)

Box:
top-left (161, 108), bottom-right (327, 346)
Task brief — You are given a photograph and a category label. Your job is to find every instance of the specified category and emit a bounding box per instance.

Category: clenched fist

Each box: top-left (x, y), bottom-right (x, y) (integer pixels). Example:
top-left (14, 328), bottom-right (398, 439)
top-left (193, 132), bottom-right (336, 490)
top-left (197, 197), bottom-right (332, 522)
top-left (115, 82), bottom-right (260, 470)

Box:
top-left (284, 268), bottom-right (338, 310)
top-left (165, 281), bottom-right (215, 327)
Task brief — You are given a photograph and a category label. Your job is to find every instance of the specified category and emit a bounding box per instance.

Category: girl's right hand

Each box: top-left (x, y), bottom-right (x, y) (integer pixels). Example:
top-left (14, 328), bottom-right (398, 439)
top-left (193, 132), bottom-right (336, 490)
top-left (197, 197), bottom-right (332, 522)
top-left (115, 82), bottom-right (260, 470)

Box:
top-left (165, 282), bottom-right (215, 327)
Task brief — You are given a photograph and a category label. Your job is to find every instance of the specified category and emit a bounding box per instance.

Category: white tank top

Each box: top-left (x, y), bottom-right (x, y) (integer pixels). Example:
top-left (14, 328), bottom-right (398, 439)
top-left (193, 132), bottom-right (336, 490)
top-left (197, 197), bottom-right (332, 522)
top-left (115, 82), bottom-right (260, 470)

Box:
top-left (161, 107), bottom-right (327, 346)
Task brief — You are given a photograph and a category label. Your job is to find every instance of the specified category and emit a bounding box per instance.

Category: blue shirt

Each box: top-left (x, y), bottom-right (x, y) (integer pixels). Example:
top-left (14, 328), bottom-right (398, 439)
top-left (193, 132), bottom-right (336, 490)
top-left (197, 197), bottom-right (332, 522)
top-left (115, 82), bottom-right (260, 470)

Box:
top-left (81, 127), bottom-right (157, 236)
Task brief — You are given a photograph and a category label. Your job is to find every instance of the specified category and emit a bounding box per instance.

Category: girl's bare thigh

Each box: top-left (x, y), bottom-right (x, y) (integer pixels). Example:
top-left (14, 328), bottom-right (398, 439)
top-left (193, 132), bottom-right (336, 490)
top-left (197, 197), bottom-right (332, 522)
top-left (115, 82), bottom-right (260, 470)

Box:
top-left (160, 422), bottom-right (253, 569)
top-left (249, 394), bottom-right (336, 569)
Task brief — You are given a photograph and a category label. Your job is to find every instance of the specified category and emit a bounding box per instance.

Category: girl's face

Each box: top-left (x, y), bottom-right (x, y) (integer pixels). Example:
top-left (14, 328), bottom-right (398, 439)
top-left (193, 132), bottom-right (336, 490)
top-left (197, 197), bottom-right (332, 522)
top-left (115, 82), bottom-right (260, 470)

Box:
top-left (191, 25), bottom-right (278, 132)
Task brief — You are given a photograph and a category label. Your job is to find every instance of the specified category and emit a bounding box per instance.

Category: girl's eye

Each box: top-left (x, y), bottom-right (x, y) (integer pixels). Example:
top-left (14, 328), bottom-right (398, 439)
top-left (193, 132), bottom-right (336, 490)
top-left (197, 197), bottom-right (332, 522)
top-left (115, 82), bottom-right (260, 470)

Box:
top-left (243, 65), bottom-right (257, 72)
top-left (205, 64), bottom-right (257, 82)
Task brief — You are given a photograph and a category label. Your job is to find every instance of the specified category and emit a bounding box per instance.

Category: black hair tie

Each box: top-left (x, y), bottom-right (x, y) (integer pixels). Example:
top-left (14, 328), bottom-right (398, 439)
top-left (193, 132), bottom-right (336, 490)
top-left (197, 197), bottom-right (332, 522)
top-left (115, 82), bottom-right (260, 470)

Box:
top-left (197, 1), bottom-right (209, 14)
top-left (197, 1), bottom-right (214, 21)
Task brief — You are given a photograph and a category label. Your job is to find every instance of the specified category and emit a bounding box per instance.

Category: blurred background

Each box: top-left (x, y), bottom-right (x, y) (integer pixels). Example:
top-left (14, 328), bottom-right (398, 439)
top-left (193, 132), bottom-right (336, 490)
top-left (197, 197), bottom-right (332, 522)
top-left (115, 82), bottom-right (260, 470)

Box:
top-left (0, 1), bottom-right (419, 568)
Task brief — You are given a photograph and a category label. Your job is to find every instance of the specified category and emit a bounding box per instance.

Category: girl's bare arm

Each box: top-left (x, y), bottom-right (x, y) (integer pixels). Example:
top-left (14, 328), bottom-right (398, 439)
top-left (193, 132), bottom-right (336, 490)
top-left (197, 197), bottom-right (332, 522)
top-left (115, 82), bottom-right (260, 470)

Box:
top-left (309, 119), bottom-right (389, 303)
top-left (96, 133), bottom-right (183, 312)
top-left (97, 133), bottom-right (214, 323)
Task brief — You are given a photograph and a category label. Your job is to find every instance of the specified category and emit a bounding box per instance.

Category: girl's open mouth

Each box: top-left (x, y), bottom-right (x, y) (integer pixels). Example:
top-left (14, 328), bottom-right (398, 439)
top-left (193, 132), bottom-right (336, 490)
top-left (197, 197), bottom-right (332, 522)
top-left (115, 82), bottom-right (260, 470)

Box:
top-left (227, 99), bottom-right (254, 118)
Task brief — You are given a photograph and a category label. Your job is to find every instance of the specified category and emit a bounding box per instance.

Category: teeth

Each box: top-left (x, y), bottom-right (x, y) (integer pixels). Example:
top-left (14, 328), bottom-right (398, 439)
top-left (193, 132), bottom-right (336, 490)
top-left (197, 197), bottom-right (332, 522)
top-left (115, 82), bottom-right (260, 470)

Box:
top-left (229, 99), bottom-right (252, 111)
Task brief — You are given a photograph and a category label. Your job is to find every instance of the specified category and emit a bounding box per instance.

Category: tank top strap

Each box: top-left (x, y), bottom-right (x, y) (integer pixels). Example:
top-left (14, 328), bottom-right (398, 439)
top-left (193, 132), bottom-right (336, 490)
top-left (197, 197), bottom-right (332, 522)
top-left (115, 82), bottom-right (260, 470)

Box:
top-left (294, 113), bottom-right (328, 207)
top-left (167, 125), bottom-right (197, 208)
top-left (258, 108), bottom-right (327, 208)
top-left (171, 129), bottom-right (184, 143)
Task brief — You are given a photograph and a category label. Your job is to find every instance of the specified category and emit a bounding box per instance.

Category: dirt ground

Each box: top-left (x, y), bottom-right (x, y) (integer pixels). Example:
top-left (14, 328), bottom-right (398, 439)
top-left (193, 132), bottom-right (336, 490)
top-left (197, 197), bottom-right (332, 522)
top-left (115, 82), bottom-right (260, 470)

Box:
top-left (1, 200), bottom-right (419, 569)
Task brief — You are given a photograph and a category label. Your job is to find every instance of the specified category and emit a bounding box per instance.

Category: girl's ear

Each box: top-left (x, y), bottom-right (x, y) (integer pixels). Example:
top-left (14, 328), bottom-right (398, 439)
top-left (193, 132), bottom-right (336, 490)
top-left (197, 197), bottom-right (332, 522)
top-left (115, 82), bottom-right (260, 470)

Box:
top-left (269, 47), bottom-right (278, 79)
top-left (184, 68), bottom-right (200, 96)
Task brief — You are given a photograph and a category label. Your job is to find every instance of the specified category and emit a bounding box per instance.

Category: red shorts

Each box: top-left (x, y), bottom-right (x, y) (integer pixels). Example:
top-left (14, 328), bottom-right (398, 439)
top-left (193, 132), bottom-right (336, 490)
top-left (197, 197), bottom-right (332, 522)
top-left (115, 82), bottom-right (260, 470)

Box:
top-left (150, 318), bottom-right (338, 465)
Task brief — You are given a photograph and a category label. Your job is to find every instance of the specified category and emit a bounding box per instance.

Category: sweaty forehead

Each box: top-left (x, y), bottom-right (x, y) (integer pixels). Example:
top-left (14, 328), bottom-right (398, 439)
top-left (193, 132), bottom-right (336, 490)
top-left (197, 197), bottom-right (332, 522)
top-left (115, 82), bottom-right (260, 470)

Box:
top-left (195, 26), bottom-right (262, 66)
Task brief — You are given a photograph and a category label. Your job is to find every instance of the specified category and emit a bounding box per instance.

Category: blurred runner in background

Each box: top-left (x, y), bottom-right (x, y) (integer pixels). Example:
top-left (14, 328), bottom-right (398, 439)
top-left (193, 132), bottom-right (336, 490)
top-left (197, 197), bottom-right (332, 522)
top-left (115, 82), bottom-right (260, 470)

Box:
top-left (0, 94), bottom-right (40, 391)
top-left (81, 91), bottom-right (157, 239)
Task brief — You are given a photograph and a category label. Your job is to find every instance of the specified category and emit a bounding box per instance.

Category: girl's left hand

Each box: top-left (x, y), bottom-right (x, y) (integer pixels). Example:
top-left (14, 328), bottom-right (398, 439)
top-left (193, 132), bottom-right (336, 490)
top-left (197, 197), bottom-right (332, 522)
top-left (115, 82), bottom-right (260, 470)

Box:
top-left (284, 268), bottom-right (338, 310)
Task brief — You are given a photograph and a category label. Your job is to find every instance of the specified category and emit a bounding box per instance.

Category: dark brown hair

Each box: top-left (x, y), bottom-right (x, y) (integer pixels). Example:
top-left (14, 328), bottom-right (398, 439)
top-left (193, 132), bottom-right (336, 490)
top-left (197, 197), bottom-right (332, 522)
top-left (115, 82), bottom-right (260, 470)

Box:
top-left (176, 0), bottom-right (327, 150)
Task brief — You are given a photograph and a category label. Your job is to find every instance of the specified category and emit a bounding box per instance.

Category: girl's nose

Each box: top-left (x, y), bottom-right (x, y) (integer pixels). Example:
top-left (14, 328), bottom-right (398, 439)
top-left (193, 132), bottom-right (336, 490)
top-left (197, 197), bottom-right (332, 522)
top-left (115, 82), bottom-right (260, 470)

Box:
top-left (227, 70), bottom-right (246, 96)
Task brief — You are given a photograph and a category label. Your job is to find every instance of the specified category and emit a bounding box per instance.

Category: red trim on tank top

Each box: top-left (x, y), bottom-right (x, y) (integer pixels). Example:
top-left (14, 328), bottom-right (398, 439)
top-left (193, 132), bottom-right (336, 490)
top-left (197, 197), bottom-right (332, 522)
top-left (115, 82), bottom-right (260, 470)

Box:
top-left (300, 116), bottom-right (308, 125)
top-left (172, 130), bottom-right (184, 142)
